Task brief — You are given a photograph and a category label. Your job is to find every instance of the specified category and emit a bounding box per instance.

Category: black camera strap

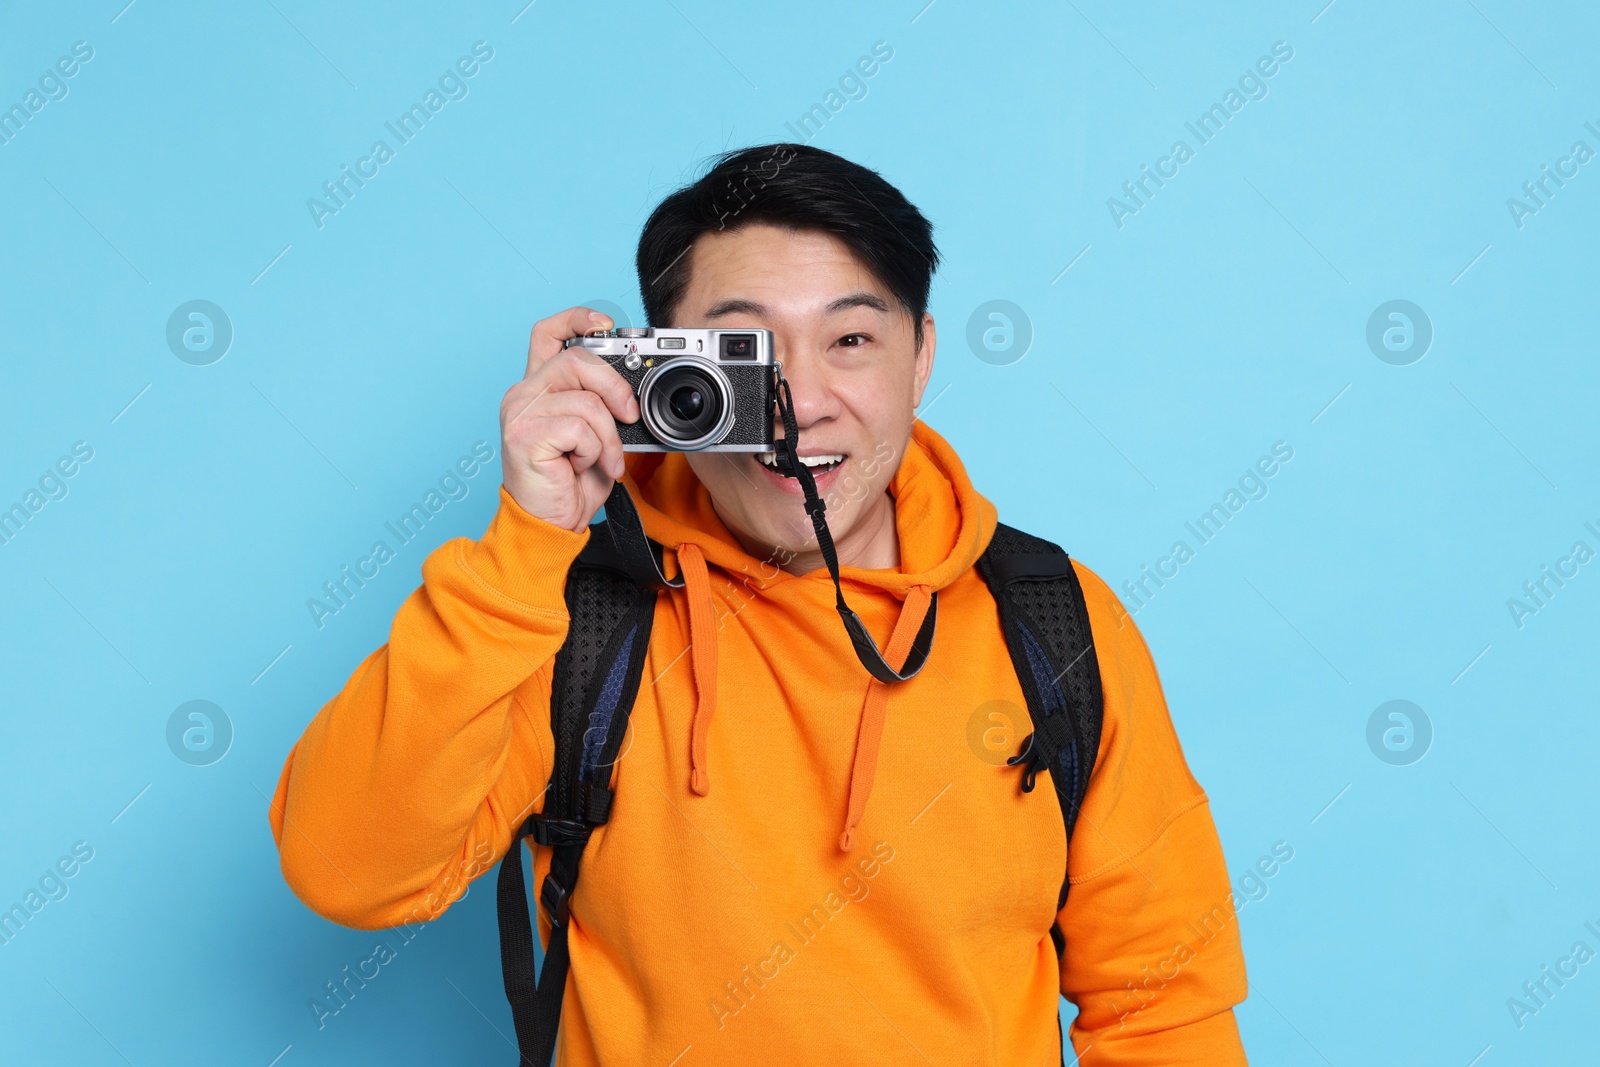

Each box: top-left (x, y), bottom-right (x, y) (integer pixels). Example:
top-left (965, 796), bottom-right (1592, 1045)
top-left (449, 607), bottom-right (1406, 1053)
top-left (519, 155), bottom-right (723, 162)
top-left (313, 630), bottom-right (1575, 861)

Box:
top-left (769, 373), bottom-right (936, 683)
top-left (601, 370), bottom-right (936, 684)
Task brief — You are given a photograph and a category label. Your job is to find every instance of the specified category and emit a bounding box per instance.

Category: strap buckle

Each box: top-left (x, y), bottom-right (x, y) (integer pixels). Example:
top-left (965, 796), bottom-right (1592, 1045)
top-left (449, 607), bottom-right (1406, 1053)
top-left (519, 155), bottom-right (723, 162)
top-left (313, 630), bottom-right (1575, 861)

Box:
top-left (539, 873), bottom-right (573, 926)
top-left (524, 814), bottom-right (591, 848)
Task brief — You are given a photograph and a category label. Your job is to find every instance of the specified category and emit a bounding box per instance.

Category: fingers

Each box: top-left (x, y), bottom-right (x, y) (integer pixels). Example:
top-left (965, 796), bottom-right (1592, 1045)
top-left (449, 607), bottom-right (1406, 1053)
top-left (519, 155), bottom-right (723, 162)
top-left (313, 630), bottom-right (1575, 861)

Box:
top-left (531, 389), bottom-right (628, 479)
top-left (518, 348), bottom-right (639, 424)
top-left (530, 414), bottom-right (606, 476)
top-left (506, 309), bottom-right (640, 489)
top-left (527, 306), bottom-right (614, 377)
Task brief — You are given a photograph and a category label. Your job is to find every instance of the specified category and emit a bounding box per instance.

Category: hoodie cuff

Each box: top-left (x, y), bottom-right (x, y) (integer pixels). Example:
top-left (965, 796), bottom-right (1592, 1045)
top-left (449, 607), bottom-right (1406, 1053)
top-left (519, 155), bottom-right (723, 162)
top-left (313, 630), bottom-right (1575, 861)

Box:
top-left (461, 485), bottom-right (591, 610)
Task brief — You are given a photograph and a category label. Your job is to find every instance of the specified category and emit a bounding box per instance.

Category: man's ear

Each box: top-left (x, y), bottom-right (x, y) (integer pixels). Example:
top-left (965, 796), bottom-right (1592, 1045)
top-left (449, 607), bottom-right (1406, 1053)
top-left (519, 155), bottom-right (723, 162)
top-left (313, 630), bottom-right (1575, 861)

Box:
top-left (911, 312), bottom-right (936, 408)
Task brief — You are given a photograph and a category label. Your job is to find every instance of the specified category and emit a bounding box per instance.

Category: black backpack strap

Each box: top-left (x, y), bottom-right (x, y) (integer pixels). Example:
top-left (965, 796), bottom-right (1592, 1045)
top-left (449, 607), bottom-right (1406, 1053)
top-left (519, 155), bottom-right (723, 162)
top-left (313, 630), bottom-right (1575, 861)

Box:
top-left (975, 522), bottom-right (1105, 910)
top-left (497, 520), bottom-right (655, 1066)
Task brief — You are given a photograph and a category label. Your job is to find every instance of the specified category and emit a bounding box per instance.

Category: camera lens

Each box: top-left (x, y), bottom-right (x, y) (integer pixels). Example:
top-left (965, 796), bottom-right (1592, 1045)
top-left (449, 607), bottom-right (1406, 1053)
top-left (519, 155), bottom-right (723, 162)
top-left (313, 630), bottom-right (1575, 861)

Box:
top-left (640, 359), bottom-right (733, 450)
top-left (669, 385), bottom-right (704, 421)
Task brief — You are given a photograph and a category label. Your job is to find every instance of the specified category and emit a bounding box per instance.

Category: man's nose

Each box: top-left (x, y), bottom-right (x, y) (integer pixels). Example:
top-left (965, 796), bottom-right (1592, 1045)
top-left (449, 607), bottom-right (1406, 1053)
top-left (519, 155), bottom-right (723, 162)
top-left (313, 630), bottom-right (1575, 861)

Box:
top-left (772, 345), bottom-right (837, 432)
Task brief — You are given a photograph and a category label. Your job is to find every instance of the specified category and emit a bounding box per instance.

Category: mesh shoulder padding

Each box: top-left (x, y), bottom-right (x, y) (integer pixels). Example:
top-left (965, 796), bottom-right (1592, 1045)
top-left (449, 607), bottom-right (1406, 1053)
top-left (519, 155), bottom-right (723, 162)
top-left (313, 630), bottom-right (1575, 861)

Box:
top-left (549, 525), bottom-right (654, 816)
top-left (988, 525), bottom-right (1104, 807)
top-left (976, 522), bottom-right (1106, 846)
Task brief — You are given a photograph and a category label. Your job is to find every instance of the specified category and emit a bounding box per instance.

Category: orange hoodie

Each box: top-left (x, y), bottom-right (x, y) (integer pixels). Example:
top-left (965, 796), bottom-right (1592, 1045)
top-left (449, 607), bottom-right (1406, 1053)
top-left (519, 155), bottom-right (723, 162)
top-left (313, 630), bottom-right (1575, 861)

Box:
top-left (270, 421), bottom-right (1248, 1065)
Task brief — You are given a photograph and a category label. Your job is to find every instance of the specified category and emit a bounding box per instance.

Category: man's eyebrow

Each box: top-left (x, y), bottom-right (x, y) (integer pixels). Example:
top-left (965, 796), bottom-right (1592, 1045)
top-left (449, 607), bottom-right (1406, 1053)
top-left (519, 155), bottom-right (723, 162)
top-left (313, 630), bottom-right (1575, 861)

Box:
top-left (825, 291), bottom-right (891, 315)
top-left (704, 298), bottom-right (770, 318)
top-left (703, 292), bottom-right (893, 319)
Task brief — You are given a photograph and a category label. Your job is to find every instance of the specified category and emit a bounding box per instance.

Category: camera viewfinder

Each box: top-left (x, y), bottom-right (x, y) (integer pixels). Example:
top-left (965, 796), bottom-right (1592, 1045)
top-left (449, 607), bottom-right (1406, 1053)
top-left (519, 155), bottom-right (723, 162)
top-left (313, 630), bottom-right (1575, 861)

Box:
top-left (721, 334), bottom-right (756, 360)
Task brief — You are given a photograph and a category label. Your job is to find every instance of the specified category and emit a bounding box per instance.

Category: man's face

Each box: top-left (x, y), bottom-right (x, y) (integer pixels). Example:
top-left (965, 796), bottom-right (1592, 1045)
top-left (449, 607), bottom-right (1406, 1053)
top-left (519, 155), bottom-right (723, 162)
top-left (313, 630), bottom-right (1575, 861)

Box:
top-left (672, 223), bottom-right (935, 565)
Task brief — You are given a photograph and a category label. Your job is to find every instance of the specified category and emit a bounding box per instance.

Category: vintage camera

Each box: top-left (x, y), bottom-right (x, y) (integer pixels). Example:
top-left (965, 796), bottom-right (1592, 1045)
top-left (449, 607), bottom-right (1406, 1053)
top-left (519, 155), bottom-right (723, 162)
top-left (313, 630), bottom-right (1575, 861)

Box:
top-left (565, 327), bottom-right (777, 452)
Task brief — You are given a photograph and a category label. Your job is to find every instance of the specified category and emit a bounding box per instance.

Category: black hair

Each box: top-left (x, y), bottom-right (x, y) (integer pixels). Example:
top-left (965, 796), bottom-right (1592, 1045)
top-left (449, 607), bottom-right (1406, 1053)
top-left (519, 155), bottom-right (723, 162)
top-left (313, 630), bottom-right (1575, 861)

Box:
top-left (636, 143), bottom-right (940, 348)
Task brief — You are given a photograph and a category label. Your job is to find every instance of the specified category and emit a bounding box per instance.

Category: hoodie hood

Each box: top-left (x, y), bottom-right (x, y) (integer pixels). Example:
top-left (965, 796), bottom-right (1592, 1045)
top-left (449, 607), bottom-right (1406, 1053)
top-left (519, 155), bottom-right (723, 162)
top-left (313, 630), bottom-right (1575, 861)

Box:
top-left (616, 421), bottom-right (998, 849)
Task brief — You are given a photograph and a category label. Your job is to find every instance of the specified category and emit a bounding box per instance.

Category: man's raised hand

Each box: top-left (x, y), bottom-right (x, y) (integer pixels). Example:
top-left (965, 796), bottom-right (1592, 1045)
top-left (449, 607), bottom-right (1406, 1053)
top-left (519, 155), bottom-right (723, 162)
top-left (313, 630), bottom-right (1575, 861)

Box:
top-left (500, 307), bottom-right (640, 532)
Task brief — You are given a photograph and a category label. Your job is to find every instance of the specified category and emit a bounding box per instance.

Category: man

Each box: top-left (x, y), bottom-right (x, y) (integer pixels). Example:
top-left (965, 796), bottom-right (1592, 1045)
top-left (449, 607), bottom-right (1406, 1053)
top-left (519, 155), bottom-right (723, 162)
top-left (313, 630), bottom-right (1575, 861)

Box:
top-left (271, 144), bottom-right (1248, 1064)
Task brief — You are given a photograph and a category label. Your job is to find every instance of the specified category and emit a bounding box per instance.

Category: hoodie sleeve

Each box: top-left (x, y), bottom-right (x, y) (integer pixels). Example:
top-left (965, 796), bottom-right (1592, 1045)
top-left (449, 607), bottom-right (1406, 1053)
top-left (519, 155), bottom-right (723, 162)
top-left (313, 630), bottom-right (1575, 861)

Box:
top-left (1056, 561), bottom-right (1249, 1065)
top-left (269, 486), bottom-right (589, 930)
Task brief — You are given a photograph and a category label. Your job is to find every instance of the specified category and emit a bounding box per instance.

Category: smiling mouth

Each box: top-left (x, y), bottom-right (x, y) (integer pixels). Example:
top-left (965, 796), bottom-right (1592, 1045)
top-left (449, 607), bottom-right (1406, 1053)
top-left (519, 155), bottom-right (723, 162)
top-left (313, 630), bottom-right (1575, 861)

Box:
top-left (756, 451), bottom-right (846, 475)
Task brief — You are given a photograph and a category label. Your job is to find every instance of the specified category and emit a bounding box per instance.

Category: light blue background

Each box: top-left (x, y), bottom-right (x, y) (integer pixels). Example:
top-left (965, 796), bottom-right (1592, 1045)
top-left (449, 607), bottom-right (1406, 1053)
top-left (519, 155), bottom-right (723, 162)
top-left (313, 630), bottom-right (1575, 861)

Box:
top-left (2, 1), bottom-right (1597, 1063)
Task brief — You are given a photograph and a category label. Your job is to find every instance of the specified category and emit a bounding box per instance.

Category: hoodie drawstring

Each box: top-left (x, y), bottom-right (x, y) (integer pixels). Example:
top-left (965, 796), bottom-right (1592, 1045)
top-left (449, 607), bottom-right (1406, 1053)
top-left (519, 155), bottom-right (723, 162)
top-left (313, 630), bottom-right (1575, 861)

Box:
top-left (675, 542), bottom-right (932, 852)
top-left (677, 542), bottom-right (719, 796)
top-left (839, 584), bottom-right (933, 852)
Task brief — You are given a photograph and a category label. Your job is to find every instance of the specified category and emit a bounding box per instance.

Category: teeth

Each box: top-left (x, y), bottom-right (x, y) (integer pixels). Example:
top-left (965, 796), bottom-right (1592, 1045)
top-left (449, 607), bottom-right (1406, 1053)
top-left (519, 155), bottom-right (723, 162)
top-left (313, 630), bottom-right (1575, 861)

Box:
top-left (758, 452), bottom-right (845, 469)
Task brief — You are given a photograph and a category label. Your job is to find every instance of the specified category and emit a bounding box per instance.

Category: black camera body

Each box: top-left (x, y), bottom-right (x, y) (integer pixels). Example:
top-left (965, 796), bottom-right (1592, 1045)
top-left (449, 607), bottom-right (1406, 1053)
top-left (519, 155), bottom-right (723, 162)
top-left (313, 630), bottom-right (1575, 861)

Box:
top-left (565, 327), bottom-right (777, 452)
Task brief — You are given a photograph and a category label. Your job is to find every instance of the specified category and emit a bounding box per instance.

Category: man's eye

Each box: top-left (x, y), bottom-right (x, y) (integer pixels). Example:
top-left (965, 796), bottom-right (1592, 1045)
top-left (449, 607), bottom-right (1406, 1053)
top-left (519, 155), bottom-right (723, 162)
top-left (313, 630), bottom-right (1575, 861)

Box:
top-left (837, 333), bottom-right (871, 348)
